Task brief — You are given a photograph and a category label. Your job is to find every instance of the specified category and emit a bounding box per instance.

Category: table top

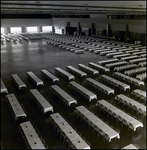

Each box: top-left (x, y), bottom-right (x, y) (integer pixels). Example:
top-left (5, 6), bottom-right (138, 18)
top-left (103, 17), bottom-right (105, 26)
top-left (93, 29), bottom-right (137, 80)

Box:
top-left (120, 55), bottom-right (139, 60)
top-left (50, 85), bottom-right (77, 106)
top-left (75, 105), bottom-right (120, 142)
top-left (105, 61), bottom-right (127, 68)
top-left (1, 78), bottom-right (8, 91)
top-left (69, 81), bottom-right (97, 101)
top-left (78, 64), bottom-right (99, 74)
top-left (125, 50), bottom-right (140, 53)
top-left (114, 72), bottom-right (145, 86)
top-left (50, 113), bottom-right (66, 124)
top-left (30, 89), bottom-right (53, 113)
top-left (6, 93), bottom-right (26, 118)
top-left (41, 69), bottom-right (59, 82)
top-left (27, 71), bottom-right (43, 85)
top-left (118, 48), bottom-right (133, 51)
top-left (97, 100), bottom-right (143, 131)
top-left (100, 74), bottom-right (130, 90)
top-left (89, 62), bottom-right (110, 72)
top-left (72, 137), bottom-right (91, 149)
top-left (115, 94), bottom-right (146, 114)
top-left (108, 52), bottom-right (124, 55)
top-left (66, 65), bottom-right (87, 77)
top-left (50, 113), bottom-right (90, 149)
top-left (129, 57), bottom-right (146, 63)
top-left (86, 78), bottom-right (114, 95)
top-left (97, 58), bottom-right (119, 65)
top-left (55, 67), bottom-right (75, 79)
top-left (11, 74), bottom-right (26, 87)
top-left (133, 51), bottom-right (146, 55)
top-left (20, 121), bottom-right (45, 149)
top-left (132, 89), bottom-right (146, 98)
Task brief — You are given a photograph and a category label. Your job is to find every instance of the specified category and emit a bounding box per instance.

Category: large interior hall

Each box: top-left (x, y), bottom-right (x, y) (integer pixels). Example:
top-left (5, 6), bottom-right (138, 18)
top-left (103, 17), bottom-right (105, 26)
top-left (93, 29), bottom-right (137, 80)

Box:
top-left (1, 1), bottom-right (146, 149)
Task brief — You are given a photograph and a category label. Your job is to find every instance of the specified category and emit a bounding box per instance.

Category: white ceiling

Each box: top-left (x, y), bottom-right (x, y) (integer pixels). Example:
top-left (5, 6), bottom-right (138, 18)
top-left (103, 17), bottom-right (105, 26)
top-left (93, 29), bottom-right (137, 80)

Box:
top-left (1, 1), bottom-right (146, 15)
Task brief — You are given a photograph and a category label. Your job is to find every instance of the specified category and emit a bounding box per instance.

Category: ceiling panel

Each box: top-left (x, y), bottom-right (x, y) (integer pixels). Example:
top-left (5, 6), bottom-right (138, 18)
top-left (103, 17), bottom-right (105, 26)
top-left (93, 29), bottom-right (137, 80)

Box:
top-left (1, 1), bottom-right (146, 15)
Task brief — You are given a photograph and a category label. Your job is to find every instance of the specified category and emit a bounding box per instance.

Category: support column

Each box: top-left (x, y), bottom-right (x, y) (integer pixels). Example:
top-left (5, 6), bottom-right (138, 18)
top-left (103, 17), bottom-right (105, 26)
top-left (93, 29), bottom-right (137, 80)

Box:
top-left (21, 27), bottom-right (27, 33)
top-left (66, 22), bottom-right (70, 34)
top-left (141, 33), bottom-right (146, 45)
top-left (88, 28), bottom-right (91, 36)
top-left (66, 22), bottom-right (70, 27)
top-left (106, 24), bottom-right (110, 37)
top-left (39, 26), bottom-right (42, 32)
top-left (37, 26), bottom-right (42, 33)
top-left (4, 28), bottom-right (8, 34)
top-left (144, 34), bottom-right (146, 45)
top-left (125, 25), bottom-right (129, 42)
top-left (91, 23), bottom-right (96, 35)
top-left (5, 27), bottom-right (11, 34)
top-left (52, 26), bottom-right (55, 33)
top-left (78, 22), bottom-right (81, 35)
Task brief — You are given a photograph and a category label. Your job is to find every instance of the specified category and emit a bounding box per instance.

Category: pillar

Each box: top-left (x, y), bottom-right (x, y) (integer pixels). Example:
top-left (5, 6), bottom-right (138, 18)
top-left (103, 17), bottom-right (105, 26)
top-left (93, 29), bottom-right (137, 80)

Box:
top-left (52, 26), bottom-right (55, 33)
top-left (37, 26), bottom-right (42, 33)
top-left (4, 28), bottom-right (8, 34)
top-left (78, 22), bottom-right (81, 35)
top-left (21, 27), bottom-right (27, 33)
top-left (106, 24), bottom-right (110, 37)
top-left (125, 25), bottom-right (129, 42)
top-left (66, 22), bottom-right (70, 27)
top-left (5, 27), bottom-right (11, 34)
top-left (91, 23), bottom-right (96, 35)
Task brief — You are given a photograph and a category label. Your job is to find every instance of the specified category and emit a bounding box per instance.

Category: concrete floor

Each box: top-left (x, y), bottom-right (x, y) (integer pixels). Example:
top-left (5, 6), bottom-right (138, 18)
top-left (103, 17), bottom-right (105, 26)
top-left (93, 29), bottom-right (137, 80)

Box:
top-left (1, 39), bottom-right (146, 149)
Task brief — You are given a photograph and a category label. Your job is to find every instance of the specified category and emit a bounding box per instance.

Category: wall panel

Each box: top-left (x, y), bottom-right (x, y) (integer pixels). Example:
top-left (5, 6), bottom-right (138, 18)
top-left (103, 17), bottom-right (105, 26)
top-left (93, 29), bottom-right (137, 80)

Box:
top-left (1, 19), bottom-right (52, 27)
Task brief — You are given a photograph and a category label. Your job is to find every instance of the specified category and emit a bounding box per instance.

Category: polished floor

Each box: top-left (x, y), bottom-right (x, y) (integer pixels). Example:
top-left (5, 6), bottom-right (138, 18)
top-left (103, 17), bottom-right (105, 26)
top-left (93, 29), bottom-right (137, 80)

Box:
top-left (1, 39), bottom-right (146, 149)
